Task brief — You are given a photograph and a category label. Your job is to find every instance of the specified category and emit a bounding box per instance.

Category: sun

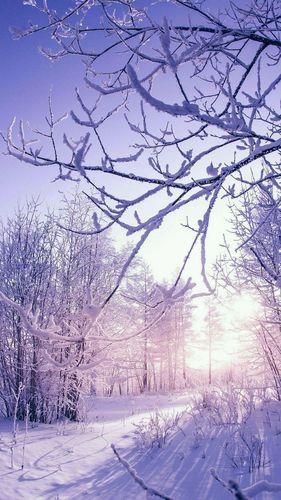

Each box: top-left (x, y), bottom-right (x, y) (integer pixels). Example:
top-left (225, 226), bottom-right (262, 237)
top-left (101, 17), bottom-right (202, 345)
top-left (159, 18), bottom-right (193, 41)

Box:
top-left (187, 292), bottom-right (260, 372)
top-left (188, 332), bottom-right (242, 371)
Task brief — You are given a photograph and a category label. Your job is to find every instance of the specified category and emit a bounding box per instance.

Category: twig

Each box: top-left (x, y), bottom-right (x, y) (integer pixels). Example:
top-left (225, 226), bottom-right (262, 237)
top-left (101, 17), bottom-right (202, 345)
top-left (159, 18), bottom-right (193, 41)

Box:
top-left (111, 444), bottom-right (172, 499)
top-left (210, 468), bottom-right (248, 499)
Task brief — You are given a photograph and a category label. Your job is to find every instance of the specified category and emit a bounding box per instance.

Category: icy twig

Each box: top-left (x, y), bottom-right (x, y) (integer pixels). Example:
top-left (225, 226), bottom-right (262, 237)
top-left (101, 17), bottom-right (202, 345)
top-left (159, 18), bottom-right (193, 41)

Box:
top-left (211, 468), bottom-right (281, 498)
top-left (111, 444), bottom-right (173, 499)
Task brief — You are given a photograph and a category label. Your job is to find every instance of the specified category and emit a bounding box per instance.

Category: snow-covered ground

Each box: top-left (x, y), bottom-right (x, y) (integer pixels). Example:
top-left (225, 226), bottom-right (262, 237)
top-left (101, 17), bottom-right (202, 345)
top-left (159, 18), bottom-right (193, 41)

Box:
top-left (0, 392), bottom-right (281, 499)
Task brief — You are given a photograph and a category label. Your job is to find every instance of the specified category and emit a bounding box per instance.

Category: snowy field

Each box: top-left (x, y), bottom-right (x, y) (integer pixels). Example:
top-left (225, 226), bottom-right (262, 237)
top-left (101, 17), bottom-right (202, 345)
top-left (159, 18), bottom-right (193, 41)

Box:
top-left (0, 392), bottom-right (281, 500)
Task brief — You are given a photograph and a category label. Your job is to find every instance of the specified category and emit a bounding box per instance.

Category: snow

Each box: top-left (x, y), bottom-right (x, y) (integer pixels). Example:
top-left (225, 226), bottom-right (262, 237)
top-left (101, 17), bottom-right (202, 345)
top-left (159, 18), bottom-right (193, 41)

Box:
top-left (127, 65), bottom-right (200, 117)
top-left (1, 393), bottom-right (281, 499)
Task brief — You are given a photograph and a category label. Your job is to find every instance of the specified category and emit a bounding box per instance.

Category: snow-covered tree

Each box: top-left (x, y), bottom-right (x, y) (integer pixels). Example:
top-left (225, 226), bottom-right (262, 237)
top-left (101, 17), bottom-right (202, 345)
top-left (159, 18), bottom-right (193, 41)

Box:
top-left (204, 298), bottom-right (221, 385)
top-left (0, 200), bottom-right (58, 420)
top-left (216, 184), bottom-right (281, 397)
top-left (4, 0), bottom-right (281, 297)
top-left (0, 195), bottom-right (132, 420)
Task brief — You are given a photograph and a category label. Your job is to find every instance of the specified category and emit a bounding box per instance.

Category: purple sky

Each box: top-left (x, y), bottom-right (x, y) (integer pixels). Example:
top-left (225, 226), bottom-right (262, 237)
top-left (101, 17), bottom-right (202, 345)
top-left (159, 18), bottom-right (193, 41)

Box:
top-left (0, 1), bottom-right (86, 217)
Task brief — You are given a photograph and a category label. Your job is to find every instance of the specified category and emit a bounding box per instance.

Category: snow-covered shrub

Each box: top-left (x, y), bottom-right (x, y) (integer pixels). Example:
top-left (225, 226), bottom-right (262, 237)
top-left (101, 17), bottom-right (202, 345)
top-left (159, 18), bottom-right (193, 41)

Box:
top-left (191, 423), bottom-right (206, 450)
top-left (225, 426), bottom-right (265, 472)
top-left (56, 417), bottom-right (70, 436)
top-left (188, 385), bottom-right (263, 462)
top-left (133, 409), bottom-right (185, 449)
top-left (189, 386), bottom-right (255, 430)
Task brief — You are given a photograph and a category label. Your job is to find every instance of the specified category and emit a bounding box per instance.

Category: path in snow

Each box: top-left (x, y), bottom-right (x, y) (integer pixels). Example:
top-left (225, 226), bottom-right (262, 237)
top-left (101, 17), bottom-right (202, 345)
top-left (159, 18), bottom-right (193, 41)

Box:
top-left (0, 393), bottom-right (280, 499)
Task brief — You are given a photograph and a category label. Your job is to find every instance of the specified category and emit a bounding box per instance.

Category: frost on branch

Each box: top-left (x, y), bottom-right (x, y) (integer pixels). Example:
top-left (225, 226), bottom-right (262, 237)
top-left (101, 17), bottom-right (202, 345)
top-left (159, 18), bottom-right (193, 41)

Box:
top-left (157, 279), bottom-right (196, 309)
top-left (159, 17), bottom-right (177, 72)
top-left (127, 64), bottom-right (199, 116)
top-left (83, 288), bottom-right (102, 322)
top-left (64, 132), bottom-right (91, 177)
top-left (111, 444), bottom-right (172, 499)
top-left (0, 292), bottom-right (63, 343)
top-left (206, 163), bottom-right (219, 177)
top-left (5, 0), bottom-right (281, 297)
top-left (211, 468), bottom-right (281, 498)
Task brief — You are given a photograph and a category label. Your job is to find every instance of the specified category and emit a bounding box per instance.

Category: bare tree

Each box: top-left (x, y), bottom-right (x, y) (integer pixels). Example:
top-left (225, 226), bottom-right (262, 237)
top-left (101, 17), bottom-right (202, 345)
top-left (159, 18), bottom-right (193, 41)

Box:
top-left (0, 195), bottom-right (133, 421)
top-left (4, 0), bottom-right (280, 298)
top-left (216, 184), bottom-right (281, 397)
top-left (0, 200), bottom-right (58, 420)
top-left (204, 298), bottom-right (221, 385)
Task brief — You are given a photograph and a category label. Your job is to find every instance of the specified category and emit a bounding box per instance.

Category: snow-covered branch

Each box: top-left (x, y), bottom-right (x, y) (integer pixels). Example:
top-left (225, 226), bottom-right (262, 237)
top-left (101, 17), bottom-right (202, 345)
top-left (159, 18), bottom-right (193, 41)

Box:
top-left (3, 0), bottom-right (281, 296)
top-left (111, 444), bottom-right (172, 499)
top-left (211, 468), bottom-right (281, 498)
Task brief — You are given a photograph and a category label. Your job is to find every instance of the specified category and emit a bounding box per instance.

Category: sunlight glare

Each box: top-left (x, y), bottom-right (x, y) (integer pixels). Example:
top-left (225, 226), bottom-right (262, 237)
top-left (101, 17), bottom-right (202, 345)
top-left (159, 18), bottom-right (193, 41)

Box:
top-left (228, 293), bottom-right (260, 323)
